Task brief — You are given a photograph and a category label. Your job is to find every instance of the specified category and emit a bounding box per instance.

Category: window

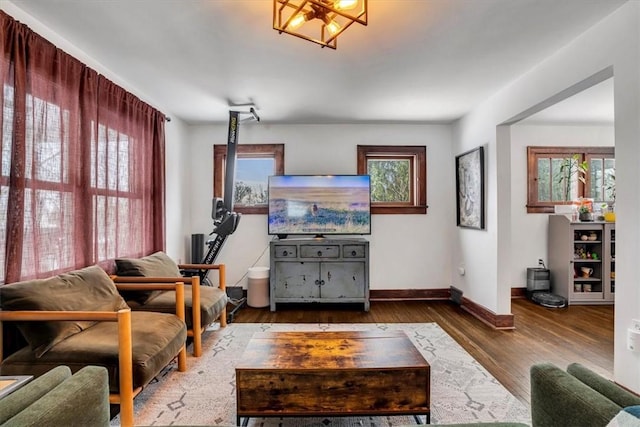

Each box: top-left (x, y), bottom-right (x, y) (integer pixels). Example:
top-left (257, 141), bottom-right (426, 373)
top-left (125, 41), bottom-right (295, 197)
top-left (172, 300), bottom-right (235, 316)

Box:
top-left (527, 146), bottom-right (615, 213)
top-left (357, 145), bottom-right (427, 214)
top-left (213, 144), bottom-right (284, 214)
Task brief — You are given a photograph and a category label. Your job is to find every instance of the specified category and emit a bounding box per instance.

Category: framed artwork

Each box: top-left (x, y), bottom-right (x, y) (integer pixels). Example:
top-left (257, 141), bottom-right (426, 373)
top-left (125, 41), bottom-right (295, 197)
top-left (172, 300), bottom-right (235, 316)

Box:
top-left (456, 146), bottom-right (485, 229)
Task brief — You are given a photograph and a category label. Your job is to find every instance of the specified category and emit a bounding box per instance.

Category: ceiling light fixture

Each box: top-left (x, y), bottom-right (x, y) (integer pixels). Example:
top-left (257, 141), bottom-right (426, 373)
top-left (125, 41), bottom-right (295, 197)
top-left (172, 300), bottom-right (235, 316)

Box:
top-left (273, 0), bottom-right (368, 49)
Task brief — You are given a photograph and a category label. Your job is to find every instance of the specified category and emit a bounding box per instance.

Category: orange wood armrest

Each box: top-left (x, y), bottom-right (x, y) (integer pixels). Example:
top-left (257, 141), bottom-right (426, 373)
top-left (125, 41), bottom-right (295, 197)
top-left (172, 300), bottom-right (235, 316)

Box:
top-left (177, 263), bottom-right (224, 270)
top-left (0, 309), bottom-right (126, 322)
top-left (111, 276), bottom-right (194, 284)
top-left (114, 282), bottom-right (186, 291)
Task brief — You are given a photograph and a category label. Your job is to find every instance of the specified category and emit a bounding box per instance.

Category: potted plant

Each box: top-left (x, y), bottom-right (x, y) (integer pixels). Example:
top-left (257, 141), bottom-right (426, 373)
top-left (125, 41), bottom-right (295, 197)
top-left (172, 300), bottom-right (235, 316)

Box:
top-left (578, 204), bottom-right (593, 222)
top-left (557, 154), bottom-right (589, 204)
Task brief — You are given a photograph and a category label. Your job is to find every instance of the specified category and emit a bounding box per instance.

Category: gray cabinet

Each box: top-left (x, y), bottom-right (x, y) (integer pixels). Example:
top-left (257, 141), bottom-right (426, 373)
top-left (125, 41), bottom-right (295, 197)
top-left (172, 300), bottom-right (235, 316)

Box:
top-left (548, 215), bottom-right (615, 305)
top-left (270, 238), bottom-right (370, 311)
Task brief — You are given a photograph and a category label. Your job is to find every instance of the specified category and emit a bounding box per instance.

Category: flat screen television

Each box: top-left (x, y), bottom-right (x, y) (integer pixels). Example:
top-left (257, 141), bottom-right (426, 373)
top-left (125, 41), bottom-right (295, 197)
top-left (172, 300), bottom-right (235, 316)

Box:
top-left (268, 175), bottom-right (371, 237)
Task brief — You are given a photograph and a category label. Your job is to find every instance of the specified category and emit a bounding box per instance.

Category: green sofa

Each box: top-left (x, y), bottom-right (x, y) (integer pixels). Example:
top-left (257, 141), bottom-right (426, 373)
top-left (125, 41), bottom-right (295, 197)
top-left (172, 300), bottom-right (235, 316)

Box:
top-left (0, 365), bottom-right (109, 427)
top-left (531, 362), bottom-right (640, 427)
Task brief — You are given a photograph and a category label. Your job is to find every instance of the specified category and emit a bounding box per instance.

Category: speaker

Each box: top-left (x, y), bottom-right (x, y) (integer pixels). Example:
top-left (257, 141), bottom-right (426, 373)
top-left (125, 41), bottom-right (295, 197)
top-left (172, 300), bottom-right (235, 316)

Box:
top-left (191, 233), bottom-right (204, 263)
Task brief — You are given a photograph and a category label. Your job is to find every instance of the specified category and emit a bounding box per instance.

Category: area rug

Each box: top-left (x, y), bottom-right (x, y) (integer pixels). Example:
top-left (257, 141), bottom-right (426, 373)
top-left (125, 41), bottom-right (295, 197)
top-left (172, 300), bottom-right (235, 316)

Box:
top-left (111, 323), bottom-right (530, 426)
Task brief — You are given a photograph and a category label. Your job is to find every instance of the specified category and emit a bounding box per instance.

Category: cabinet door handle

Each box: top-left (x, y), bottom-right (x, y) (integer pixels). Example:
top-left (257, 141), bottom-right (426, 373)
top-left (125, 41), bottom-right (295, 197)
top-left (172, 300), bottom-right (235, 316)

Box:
top-left (351, 250), bottom-right (357, 256)
top-left (282, 250), bottom-right (288, 256)
top-left (319, 280), bottom-right (325, 286)
top-left (315, 279), bottom-right (321, 286)
top-left (317, 251), bottom-right (322, 256)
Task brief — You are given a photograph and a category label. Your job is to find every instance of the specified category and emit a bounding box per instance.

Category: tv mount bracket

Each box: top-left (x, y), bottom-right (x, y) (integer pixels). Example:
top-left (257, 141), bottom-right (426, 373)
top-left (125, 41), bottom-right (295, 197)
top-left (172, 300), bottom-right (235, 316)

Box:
top-left (182, 106), bottom-right (260, 323)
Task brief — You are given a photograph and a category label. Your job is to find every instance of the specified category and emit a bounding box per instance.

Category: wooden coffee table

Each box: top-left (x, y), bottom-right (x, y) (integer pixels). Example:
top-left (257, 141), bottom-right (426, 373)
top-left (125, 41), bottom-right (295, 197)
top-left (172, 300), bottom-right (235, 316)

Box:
top-left (235, 330), bottom-right (430, 425)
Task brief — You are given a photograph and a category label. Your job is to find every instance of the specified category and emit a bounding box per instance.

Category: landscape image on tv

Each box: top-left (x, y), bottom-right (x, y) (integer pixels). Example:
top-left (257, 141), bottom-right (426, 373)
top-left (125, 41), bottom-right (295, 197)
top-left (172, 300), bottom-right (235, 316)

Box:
top-left (268, 175), bottom-right (371, 236)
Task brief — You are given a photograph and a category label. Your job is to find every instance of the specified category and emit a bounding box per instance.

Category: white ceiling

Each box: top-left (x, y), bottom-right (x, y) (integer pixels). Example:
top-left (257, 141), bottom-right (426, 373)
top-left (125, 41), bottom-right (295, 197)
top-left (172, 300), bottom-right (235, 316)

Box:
top-left (522, 77), bottom-right (614, 125)
top-left (5, 0), bottom-right (623, 124)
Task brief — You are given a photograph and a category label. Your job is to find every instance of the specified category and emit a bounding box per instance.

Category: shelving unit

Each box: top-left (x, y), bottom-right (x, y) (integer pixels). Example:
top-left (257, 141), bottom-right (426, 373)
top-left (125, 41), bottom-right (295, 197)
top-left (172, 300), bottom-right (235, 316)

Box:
top-left (548, 215), bottom-right (615, 305)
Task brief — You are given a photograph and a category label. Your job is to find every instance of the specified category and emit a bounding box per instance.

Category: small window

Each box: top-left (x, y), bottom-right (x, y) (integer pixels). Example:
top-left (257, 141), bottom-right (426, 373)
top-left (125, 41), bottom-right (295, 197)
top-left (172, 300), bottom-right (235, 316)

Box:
top-left (527, 146), bottom-right (614, 213)
top-left (357, 145), bottom-right (427, 214)
top-left (213, 144), bottom-right (284, 214)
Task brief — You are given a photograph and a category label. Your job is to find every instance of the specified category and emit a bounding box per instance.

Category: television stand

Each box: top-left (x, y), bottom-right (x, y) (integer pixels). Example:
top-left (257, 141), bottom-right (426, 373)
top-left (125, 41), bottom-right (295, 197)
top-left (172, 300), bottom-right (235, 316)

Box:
top-left (269, 237), bottom-right (370, 312)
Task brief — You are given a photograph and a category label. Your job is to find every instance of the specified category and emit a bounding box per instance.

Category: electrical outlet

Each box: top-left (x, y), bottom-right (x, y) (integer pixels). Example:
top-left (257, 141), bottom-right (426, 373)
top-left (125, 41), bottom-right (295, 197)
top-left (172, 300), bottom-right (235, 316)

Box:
top-left (632, 319), bottom-right (640, 332)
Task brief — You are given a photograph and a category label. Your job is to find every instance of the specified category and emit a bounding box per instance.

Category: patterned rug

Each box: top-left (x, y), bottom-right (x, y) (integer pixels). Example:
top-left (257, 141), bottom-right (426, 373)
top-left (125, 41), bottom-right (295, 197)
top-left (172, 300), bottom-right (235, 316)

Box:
top-left (111, 323), bottom-right (530, 426)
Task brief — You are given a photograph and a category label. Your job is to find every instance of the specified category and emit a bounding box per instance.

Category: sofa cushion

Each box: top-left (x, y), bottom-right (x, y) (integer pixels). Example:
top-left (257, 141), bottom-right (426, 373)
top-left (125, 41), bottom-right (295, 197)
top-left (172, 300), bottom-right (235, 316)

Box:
top-left (0, 266), bottom-right (129, 357)
top-left (115, 251), bottom-right (182, 303)
top-left (0, 311), bottom-right (187, 393)
top-left (126, 284), bottom-right (227, 328)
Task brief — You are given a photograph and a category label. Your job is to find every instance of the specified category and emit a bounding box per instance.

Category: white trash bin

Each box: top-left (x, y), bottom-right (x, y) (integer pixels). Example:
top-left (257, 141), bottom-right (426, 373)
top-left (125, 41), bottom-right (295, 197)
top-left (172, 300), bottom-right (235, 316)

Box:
top-left (247, 267), bottom-right (270, 308)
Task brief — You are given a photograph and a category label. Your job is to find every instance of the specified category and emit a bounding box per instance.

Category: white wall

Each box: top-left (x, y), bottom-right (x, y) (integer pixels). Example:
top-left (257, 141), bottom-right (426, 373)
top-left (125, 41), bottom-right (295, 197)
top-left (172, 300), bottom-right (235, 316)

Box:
top-left (186, 123), bottom-right (455, 289)
top-left (455, 2), bottom-right (640, 392)
top-left (510, 124), bottom-right (614, 286)
top-left (164, 118), bottom-right (192, 262)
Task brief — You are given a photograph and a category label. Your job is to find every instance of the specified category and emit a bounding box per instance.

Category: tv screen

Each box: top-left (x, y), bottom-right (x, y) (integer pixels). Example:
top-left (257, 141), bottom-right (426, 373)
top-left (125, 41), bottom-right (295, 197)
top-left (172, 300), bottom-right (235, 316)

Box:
top-left (268, 175), bottom-right (371, 236)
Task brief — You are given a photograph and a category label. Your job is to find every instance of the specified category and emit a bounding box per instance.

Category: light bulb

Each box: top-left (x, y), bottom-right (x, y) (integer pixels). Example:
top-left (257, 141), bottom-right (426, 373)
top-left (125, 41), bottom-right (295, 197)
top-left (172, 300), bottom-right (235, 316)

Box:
top-left (288, 13), bottom-right (308, 30)
top-left (334, 0), bottom-right (357, 10)
top-left (323, 17), bottom-right (341, 35)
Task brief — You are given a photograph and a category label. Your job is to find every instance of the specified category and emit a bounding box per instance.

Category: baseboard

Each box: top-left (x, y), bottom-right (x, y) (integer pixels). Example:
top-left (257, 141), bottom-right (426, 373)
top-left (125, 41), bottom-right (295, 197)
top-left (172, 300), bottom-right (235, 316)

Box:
top-left (511, 287), bottom-right (527, 298)
top-left (459, 296), bottom-right (515, 330)
top-left (370, 287), bottom-right (516, 330)
top-left (369, 288), bottom-right (450, 301)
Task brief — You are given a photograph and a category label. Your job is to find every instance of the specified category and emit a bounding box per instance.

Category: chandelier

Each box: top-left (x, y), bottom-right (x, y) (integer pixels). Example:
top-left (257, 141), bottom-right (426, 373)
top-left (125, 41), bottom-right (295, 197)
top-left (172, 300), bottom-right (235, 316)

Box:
top-left (273, 0), bottom-right (368, 49)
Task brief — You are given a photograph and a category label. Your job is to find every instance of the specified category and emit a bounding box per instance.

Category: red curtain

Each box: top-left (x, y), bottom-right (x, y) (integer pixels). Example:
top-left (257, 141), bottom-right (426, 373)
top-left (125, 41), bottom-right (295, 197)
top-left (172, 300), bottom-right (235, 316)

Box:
top-left (0, 11), bottom-right (166, 284)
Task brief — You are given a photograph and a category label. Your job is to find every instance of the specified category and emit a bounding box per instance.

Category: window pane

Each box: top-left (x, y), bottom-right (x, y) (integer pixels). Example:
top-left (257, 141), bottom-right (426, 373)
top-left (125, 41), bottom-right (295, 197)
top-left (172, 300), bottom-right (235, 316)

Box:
top-left (550, 158), bottom-right (572, 202)
top-left (367, 159), bottom-right (410, 203)
top-left (234, 157), bottom-right (273, 206)
top-left (604, 158), bottom-right (615, 202)
top-left (590, 158), bottom-right (603, 201)
top-left (537, 158), bottom-right (550, 202)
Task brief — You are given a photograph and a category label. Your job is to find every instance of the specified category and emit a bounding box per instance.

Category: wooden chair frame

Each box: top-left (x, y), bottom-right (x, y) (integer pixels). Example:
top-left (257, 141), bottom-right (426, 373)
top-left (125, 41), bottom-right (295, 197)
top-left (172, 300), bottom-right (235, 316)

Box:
top-left (0, 282), bottom-right (187, 427)
top-left (112, 263), bottom-right (227, 357)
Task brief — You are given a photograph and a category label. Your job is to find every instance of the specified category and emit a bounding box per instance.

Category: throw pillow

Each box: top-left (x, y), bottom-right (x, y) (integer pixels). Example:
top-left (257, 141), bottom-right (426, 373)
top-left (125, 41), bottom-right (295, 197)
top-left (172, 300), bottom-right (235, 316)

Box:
top-left (115, 251), bottom-right (182, 304)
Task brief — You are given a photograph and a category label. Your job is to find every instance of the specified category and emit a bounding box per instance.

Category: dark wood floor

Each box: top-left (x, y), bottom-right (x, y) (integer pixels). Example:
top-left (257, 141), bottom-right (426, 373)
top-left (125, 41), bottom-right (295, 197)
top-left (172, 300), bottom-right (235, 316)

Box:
top-left (232, 297), bottom-right (614, 406)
